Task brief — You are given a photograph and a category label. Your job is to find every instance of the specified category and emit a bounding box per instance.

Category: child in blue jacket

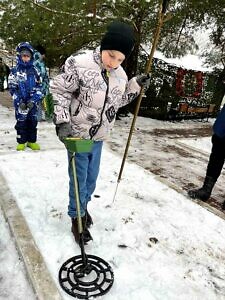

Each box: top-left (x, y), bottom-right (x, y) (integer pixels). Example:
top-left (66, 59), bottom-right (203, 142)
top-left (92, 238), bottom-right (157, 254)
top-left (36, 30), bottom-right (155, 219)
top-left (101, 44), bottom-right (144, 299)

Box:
top-left (8, 42), bottom-right (43, 151)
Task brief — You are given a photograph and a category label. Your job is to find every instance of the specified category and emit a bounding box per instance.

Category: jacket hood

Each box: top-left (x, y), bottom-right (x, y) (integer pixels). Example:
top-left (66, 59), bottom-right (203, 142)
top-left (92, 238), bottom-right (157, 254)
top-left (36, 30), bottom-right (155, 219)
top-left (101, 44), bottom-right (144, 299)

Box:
top-left (16, 42), bottom-right (34, 68)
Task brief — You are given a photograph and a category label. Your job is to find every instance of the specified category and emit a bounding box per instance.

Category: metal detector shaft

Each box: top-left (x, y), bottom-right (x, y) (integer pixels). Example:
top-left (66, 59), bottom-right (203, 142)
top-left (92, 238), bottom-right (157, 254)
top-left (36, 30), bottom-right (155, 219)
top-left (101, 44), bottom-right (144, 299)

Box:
top-left (115, 0), bottom-right (169, 191)
top-left (71, 154), bottom-right (86, 263)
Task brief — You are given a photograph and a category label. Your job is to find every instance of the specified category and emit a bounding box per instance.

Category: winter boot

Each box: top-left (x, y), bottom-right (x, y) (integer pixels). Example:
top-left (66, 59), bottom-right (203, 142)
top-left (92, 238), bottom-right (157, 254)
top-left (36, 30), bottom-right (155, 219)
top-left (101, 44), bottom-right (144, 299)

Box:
top-left (27, 142), bottom-right (40, 151)
top-left (16, 143), bottom-right (26, 151)
top-left (71, 216), bottom-right (93, 245)
top-left (188, 176), bottom-right (216, 201)
top-left (86, 209), bottom-right (93, 228)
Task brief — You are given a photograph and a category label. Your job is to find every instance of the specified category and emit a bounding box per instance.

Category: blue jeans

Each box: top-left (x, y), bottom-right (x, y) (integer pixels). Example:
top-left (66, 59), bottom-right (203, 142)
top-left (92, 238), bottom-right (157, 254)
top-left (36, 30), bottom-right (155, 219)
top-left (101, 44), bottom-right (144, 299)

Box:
top-left (67, 141), bottom-right (103, 218)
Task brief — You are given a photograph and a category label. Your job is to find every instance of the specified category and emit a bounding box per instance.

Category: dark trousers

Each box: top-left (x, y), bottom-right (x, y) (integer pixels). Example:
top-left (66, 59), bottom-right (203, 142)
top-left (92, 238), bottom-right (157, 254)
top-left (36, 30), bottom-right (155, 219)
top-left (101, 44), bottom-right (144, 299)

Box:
top-left (0, 76), bottom-right (4, 91)
top-left (15, 118), bottom-right (38, 144)
top-left (206, 134), bottom-right (225, 181)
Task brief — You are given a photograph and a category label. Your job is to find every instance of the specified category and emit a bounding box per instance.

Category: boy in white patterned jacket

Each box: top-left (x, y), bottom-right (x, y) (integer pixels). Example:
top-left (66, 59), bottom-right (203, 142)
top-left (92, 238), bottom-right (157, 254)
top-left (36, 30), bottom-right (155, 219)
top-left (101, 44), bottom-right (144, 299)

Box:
top-left (50, 21), bottom-right (150, 244)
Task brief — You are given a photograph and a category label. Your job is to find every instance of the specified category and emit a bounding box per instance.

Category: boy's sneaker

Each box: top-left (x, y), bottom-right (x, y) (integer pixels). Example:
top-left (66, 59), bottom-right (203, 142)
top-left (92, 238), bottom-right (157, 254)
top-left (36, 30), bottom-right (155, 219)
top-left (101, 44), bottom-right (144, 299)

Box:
top-left (16, 143), bottom-right (26, 151)
top-left (27, 142), bottom-right (40, 150)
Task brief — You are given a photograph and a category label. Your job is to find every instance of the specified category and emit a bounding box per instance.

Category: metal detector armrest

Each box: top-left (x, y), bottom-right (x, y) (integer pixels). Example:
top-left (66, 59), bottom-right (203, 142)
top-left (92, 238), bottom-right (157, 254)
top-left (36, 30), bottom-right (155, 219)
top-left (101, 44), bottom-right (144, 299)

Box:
top-left (63, 137), bottom-right (93, 153)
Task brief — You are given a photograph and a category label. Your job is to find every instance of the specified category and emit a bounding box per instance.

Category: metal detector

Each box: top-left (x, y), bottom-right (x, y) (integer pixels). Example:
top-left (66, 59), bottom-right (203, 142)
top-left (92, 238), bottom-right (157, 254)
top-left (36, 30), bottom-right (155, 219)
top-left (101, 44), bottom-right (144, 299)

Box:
top-left (58, 138), bottom-right (114, 299)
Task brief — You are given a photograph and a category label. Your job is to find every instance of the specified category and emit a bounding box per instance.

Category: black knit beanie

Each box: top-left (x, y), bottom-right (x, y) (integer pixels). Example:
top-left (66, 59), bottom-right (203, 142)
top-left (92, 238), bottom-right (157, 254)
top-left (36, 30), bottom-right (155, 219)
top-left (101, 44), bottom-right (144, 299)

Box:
top-left (100, 21), bottom-right (135, 57)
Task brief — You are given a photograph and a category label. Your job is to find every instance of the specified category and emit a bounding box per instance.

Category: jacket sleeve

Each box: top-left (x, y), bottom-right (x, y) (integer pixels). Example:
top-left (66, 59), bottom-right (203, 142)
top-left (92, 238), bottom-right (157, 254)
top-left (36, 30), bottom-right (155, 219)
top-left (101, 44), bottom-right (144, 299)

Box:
top-left (50, 56), bottom-right (79, 124)
top-left (30, 88), bottom-right (43, 103)
top-left (8, 68), bottom-right (23, 108)
top-left (8, 68), bottom-right (19, 96)
top-left (120, 77), bottom-right (141, 108)
top-left (41, 68), bottom-right (49, 95)
top-left (30, 67), bottom-right (43, 104)
top-left (213, 104), bottom-right (225, 138)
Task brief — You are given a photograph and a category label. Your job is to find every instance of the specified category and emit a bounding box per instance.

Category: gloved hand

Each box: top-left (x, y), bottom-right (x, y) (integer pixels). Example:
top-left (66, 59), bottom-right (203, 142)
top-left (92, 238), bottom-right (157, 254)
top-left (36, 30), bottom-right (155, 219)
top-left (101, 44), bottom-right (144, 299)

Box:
top-left (27, 101), bottom-right (34, 110)
top-left (19, 102), bottom-right (27, 111)
top-left (136, 74), bottom-right (151, 90)
top-left (56, 123), bottom-right (73, 142)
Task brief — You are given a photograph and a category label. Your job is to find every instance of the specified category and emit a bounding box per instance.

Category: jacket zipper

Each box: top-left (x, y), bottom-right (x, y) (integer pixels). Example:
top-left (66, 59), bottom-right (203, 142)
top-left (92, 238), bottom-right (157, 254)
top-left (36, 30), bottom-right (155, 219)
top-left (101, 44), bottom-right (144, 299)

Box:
top-left (89, 69), bottom-right (109, 139)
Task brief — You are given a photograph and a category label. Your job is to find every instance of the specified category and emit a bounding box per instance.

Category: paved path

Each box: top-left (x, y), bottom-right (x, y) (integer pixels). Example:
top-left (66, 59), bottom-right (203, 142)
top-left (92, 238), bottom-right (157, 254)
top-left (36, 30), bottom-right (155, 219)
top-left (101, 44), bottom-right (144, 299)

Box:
top-left (109, 116), bottom-right (225, 216)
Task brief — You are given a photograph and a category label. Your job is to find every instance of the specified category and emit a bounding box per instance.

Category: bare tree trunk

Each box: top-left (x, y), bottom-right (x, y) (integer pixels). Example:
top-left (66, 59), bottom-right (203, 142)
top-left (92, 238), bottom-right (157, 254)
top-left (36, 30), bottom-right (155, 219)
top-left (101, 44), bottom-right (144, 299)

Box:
top-left (90, 0), bottom-right (97, 19)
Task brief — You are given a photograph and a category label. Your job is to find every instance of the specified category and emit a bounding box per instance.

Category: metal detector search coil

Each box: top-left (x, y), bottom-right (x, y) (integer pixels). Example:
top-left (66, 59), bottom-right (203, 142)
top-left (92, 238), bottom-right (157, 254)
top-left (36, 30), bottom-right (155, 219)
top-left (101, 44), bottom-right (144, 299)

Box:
top-left (59, 254), bottom-right (114, 299)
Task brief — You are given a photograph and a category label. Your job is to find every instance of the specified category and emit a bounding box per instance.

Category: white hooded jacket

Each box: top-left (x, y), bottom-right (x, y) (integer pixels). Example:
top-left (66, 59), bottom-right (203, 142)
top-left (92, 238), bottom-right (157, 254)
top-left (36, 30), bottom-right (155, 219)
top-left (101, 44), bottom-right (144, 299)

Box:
top-left (50, 48), bottom-right (141, 141)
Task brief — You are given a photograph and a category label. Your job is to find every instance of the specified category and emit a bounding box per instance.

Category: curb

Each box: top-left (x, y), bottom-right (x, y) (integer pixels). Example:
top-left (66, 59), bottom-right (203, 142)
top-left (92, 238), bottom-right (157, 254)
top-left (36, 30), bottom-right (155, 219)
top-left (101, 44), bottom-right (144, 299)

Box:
top-left (175, 140), bottom-right (211, 159)
top-left (0, 172), bottom-right (63, 300)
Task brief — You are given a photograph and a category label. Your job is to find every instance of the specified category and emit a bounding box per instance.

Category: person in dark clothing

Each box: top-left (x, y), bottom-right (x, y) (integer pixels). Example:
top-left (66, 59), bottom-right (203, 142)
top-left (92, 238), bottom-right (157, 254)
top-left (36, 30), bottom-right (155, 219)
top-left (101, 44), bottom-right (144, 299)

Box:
top-left (5, 64), bottom-right (10, 89)
top-left (116, 105), bottom-right (130, 120)
top-left (0, 58), bottom-right (7, 91)
top-left (188, 104), bottom-right (225, 209)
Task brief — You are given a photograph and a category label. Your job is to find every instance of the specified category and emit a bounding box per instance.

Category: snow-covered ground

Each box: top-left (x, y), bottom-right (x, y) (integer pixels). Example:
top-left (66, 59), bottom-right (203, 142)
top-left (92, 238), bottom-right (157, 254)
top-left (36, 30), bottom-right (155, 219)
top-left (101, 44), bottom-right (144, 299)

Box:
top-left (179, 136), bottom-right (211, 155)
top-left (0, 103), bottom-right (225, 300)
top-left (0, 208), bottom-right (36, 299)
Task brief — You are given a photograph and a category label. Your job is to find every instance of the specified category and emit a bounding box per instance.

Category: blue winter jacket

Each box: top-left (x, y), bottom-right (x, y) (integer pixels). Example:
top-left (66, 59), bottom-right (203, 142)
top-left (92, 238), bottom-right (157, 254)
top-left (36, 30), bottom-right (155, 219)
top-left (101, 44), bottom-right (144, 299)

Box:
top-left (8, 42), bottom-right (43, 120)
top-left (213, 104), bottom-right (225, 138)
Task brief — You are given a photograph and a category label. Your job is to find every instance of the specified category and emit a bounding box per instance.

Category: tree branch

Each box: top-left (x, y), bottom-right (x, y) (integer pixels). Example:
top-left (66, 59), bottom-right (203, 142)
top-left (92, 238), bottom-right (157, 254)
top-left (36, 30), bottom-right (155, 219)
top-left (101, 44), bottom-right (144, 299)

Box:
top-left (30, 0), bottom-right (78, 16)
top-left (174, 15), bottom-right (187, 53)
